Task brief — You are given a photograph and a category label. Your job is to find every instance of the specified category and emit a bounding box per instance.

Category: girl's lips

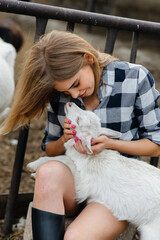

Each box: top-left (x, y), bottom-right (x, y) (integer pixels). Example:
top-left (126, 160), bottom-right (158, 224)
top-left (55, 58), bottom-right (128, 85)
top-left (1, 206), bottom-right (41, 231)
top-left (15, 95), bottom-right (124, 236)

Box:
top-left (79, 90), bottom-right (87, 98)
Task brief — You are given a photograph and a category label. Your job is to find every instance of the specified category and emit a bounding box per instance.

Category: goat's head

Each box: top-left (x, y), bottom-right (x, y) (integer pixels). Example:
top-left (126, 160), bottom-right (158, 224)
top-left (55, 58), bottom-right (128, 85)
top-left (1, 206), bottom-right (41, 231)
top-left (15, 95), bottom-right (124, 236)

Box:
top-left (64, 102), bottom-right (121, 154)
top-left (0, 19), bottom-right (23, 52)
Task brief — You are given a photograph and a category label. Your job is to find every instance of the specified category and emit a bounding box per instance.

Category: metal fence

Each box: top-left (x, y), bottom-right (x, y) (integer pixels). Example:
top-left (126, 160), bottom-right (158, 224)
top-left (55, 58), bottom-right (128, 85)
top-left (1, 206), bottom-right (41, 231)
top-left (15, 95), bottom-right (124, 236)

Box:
top-left (0, 0), bottom-right (159, 234)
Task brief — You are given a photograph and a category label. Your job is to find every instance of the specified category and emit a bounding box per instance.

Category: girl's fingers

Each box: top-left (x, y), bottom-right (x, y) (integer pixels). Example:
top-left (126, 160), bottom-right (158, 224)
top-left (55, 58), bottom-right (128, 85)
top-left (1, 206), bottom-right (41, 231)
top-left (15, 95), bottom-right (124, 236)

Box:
top-left (64, 128), bottom-right (76, 135)
top-left (64, 119), bottom-right (76, 131)
top-left (64, 123), bottom-right (71, 129)
top-left (74, 139), bottom-right (86, 154)
top-left (64, 119), bottom-right (71, 129)
top-left (64, 118), bottom-right (72, 124)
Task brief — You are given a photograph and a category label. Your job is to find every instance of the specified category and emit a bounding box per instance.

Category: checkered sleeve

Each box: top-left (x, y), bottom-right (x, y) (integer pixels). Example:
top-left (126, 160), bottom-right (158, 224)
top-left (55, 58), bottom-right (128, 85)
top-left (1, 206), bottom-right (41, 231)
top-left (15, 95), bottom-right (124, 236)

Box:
top-left (41, 104), bottom-right (63, 151)
top-left (135, 66), bottom-right (160, 145)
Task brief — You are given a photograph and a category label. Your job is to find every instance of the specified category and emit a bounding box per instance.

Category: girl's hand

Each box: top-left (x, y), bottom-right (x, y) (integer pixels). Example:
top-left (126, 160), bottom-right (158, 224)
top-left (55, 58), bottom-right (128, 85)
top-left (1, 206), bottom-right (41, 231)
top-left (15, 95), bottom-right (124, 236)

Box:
top-left (91, 135), bottom-right (113, 154)
top-left (62, 118), bottom-right (76, 143)
top-left (73, 135), bottom-right (113, 155)
top-left (73, 138), bottom-right (87, 154)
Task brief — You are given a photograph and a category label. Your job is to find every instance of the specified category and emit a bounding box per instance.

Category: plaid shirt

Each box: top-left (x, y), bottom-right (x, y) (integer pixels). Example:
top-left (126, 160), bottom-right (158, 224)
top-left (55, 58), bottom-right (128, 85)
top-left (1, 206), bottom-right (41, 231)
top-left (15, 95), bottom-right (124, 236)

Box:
top-left (41, 61), bottom-right (160, 155)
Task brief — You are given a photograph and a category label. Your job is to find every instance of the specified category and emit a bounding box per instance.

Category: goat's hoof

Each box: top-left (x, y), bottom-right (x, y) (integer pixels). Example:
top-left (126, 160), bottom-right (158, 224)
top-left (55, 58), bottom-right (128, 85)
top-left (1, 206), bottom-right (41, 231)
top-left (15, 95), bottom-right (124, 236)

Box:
top-left (27, 163), bottom-right (36, 172)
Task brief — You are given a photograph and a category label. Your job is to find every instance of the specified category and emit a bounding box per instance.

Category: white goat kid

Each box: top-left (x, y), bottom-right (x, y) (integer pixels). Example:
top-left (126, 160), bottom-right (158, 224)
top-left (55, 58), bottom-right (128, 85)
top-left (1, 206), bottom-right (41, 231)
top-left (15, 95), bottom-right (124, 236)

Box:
top-left (28, 102), bottom-right (160, 240)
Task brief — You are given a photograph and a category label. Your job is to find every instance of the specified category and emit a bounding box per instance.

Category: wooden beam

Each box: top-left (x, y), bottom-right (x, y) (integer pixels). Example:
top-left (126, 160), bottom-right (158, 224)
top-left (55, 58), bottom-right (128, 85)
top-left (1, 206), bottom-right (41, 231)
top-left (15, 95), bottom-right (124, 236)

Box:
top-left (0, 193), bottom-right (33, 220)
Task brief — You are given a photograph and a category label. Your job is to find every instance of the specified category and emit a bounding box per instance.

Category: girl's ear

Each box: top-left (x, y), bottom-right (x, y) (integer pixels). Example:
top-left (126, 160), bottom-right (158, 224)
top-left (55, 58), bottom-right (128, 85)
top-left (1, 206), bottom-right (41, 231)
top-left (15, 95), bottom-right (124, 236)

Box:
top-left (83, 53), bottom-right (94, 64)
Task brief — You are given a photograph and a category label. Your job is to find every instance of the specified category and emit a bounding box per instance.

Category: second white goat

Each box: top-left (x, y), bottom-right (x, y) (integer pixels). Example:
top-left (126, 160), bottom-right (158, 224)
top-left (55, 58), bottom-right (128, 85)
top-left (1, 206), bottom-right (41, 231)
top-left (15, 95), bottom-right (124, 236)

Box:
top-left (28, 102), bottom-right (160, 240)
top-left (0, 19), bottom-right (23, 123)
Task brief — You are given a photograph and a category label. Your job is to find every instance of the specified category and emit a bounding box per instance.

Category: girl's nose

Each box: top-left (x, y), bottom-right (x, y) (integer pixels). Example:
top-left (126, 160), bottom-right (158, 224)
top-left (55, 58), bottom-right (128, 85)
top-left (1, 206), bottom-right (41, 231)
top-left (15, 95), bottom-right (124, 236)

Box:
top-left (69, 89), bottom-right (79, 99)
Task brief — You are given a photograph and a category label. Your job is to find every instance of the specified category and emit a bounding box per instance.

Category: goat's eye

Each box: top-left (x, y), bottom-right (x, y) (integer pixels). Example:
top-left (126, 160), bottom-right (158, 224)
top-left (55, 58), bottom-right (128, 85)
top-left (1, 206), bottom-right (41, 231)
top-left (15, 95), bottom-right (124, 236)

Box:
top-left (76, 117), bottom-right (80, 125)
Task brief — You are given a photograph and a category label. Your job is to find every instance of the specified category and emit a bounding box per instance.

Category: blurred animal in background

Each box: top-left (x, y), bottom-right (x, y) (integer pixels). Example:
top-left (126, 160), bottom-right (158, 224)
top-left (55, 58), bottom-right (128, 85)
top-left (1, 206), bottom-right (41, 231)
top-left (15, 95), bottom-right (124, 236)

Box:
top-left (0, 19), bottom-right (23, 123)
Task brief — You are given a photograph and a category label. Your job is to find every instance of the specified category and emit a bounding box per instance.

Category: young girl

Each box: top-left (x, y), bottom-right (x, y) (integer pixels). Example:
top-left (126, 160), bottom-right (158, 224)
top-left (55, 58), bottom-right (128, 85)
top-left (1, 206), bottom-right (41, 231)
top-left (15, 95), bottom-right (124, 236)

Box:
top-left (1, 30), bottom-right (160, 240)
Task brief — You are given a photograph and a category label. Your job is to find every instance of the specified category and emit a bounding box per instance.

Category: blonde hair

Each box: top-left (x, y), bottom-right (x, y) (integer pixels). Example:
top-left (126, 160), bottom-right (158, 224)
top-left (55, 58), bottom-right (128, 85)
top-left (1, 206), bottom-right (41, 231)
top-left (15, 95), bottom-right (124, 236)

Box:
top-left (0, 30), bottom-right (117, 134)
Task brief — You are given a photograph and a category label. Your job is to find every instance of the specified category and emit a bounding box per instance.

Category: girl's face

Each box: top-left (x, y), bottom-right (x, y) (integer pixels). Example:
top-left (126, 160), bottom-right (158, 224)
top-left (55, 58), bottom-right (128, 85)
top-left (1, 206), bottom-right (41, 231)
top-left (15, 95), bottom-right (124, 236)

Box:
top-left (54, 65), bottom-right (95, 99)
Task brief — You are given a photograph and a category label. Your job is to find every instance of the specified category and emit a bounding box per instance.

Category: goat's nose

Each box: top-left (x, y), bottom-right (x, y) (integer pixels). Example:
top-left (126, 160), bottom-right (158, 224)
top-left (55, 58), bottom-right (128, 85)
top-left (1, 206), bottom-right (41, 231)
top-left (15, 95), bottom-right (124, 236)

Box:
top-left (69, 102), bottom-right (72, 107)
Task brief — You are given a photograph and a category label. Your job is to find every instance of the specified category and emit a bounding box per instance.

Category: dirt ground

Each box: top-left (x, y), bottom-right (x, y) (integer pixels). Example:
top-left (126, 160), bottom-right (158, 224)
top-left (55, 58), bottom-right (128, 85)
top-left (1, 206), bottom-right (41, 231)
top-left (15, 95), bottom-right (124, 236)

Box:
top-left (0, 3), bottom-right (160, 239)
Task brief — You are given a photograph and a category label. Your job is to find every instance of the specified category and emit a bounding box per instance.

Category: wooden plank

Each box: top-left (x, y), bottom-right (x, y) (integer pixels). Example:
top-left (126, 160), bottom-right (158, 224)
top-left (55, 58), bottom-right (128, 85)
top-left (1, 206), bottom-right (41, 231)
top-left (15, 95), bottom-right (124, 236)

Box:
top-left (0, 193), bottom-right (33, 220)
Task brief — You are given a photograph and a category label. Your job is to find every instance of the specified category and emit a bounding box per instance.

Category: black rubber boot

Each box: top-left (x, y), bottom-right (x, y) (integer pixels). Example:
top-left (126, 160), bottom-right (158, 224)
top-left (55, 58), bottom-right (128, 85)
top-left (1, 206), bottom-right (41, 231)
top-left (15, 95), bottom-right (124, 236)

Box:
top-left (32, 207), bottom-right (65, 240)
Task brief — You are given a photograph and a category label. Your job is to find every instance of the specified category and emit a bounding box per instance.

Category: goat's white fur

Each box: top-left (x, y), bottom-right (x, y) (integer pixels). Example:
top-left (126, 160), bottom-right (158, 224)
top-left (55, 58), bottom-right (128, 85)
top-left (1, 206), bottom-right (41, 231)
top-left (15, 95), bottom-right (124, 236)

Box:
top-left (0, 38), bottom-right (16, 123)
top-left (27, 102), bottom-right (160, 240)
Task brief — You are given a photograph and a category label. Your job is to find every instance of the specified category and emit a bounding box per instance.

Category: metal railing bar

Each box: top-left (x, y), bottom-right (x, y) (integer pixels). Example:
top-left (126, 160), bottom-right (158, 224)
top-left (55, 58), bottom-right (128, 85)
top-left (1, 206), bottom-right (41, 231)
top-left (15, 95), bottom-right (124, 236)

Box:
top-left (105, 28), bottom-right (118, 55)
top-left (130, 31), bottom-right (139, 63)
top-left (34, 17), bottom-right (48, 42)
top-left (1, 0), bottom-right (160, 34)
top-left (86, 0), bottom-right (96, 32)
top-left (3, 126), bottom-right (30, 234)
top-left (66, 22), bottom-right (75, 32)
top-left (87, 0), bottom-right (97, 13)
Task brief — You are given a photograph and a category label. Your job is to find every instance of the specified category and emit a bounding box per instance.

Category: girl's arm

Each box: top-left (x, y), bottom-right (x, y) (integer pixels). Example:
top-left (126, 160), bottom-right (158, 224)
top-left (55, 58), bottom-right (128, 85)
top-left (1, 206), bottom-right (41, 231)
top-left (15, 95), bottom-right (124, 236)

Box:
top-left (45, 118), bottom-right (76, 157)
top-left (74, 135), bottom-right (160, 156)
top-left (91, 136), bottom-right (160, 157)
top-left (45, 136), bottom-right (66, 157)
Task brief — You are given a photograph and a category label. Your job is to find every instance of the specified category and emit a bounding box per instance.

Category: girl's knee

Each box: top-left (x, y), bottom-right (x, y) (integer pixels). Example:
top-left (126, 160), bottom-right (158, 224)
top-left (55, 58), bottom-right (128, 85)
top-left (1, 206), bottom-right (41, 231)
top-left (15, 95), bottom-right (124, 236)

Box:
top-left (37, 161), bottom-right (66, 179)
top-left (35, 161), bottom-right (68, 194)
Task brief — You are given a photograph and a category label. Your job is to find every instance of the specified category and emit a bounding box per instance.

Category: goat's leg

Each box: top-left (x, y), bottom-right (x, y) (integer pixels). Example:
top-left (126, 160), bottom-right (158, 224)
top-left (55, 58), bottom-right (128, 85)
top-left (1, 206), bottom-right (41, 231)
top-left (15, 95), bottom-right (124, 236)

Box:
top-left (27, 155), bottom-right (68, 172)
top-left (27, 155), bottom-right (76, 180)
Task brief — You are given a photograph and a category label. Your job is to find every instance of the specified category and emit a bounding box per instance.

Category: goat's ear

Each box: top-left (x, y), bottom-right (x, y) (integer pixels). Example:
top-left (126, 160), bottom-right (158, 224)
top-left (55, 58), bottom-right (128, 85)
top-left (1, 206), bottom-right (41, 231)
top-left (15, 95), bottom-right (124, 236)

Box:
top-left (99, 128), bottom-right (122, 138)
top-left (64, 139), bottom-right (74, 149)
top-left (77, 115), bottom-right (90, 127)
top-left (81, 135), bottom-right (93, 154)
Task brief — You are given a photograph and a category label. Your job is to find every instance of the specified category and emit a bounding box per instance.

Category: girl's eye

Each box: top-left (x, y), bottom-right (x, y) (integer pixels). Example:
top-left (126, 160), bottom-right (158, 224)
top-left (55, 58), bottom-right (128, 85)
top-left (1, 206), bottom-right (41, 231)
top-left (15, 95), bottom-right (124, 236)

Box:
top-left (73, 82), bottom-right (80, 88)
